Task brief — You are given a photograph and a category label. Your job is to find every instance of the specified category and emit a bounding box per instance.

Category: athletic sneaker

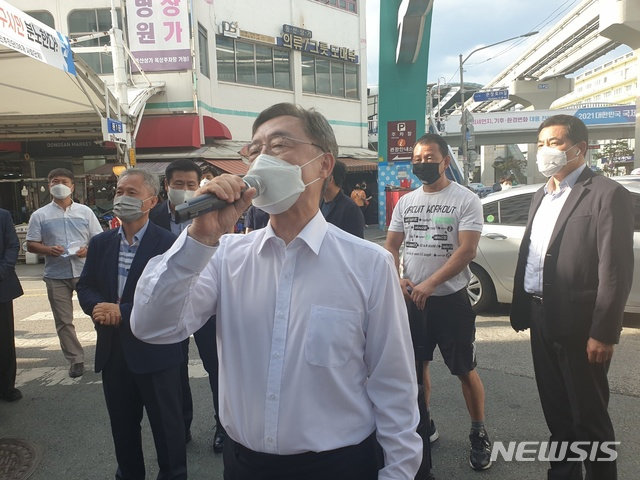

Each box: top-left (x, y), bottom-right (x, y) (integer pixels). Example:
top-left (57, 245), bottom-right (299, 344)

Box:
top-left (469, 428), bottom-right (492, 470)
top-left (428, 419), bottom-right (439, 443)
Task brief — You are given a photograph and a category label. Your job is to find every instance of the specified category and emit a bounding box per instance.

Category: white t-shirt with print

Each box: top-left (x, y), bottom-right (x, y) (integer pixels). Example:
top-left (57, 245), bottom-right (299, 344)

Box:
top-left (388, 182), bottom-right (483, 296)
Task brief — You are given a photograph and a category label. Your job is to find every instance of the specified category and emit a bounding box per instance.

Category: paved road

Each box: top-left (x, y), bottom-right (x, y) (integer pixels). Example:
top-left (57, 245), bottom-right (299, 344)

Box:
top-left (3, 234), bottom-right (639, 479)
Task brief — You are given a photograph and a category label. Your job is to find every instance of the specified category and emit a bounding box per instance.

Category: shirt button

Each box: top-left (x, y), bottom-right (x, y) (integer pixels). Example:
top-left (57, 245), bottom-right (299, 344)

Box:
top-left (267, 437), bottom-right (274, 443)
top-left (268, 393), bottom-right (276, 400)
top-left (273, 352), bottom-right (281, 359)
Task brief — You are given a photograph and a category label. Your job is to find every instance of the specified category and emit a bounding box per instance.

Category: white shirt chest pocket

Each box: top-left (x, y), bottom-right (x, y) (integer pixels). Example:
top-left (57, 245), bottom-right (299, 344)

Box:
top-left (305, 305), bottom-right (362, 368)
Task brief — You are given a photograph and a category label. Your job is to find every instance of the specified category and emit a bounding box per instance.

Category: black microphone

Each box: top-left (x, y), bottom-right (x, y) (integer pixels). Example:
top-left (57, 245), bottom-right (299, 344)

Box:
top-left (174, 175), bottom-right (263, 223)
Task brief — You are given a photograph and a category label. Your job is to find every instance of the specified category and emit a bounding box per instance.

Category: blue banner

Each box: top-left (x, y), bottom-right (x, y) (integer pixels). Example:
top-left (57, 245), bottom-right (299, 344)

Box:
top-left (574, 106), bottom-right (636, 125)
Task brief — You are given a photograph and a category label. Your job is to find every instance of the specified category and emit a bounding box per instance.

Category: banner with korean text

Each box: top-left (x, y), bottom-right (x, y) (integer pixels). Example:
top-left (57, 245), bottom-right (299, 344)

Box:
top-left (0, 0), bottom-right (75, 75)
top-left (126, 0), bottom-right (191, 72)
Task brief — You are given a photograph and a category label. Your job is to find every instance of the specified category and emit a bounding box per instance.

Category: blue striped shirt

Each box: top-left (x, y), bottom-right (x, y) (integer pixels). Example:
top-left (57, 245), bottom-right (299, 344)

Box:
top-left (117, 220), bottom-right (149, 300)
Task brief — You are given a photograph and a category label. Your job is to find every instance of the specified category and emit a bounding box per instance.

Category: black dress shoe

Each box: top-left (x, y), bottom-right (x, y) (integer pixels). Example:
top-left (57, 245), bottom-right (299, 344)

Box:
top-left (0, 388), bottom-right (23, 402)
top-left (212, 424), bottom-right (226, 453)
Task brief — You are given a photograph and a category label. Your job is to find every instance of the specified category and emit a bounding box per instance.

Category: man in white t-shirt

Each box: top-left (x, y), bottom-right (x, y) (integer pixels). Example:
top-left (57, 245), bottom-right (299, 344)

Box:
top-left (385, 133), bottom-right (492, 472)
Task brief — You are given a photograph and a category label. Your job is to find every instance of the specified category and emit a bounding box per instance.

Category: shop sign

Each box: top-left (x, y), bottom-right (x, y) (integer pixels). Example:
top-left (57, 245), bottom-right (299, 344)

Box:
top-left (277, 24), bottom-right (358, 63)
top-left (219, 20), bottom-right (276, 44)
top-left (126, 0), bottom-right (191, 72)
top-left (27, 140), bottom-right (110, 157)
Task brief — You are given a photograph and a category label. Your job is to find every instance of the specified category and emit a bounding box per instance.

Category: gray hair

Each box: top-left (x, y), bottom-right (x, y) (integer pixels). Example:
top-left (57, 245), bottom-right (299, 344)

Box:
top-left (252, 103), bottom-right (339, 159)
top-left (117, 168), bottom-right (160, 196)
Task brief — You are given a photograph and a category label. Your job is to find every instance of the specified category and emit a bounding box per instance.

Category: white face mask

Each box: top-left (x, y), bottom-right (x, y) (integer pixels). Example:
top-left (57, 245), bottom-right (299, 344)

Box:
top-left (167, 187), bottom-right (196, 206)
top-left (536, 144), bottom-right (579, 177)
top-left (50, 184), bottom-right (72, 200)
top-left (247, 153), bottom-right (323, 215)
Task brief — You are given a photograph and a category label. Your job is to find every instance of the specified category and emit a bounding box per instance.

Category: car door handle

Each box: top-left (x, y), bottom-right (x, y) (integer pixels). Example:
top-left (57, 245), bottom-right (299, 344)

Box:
top-left (483, 233), bottom-right (507, 240)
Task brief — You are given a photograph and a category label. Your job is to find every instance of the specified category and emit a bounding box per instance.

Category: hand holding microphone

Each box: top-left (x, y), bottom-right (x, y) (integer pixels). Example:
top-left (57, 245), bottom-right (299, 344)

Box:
top-left (174, 174), bottom-right (263, 223)
top-left (181, 174), bottom-right (260, 245)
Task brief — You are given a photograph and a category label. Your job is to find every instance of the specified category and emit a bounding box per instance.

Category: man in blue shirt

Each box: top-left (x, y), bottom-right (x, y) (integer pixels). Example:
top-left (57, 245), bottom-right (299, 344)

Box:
top-left (26, 168), bottom-right (102, 378)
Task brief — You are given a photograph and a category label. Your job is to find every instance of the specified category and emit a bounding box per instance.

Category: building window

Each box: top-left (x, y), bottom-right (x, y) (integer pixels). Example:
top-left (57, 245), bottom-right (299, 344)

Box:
top-left (68, 9), bottom-right (122, 74)
top-left (26, 11), bottom-right (55, 28)
top-left (313, 0), bottom-right (357, 13)
top-left (216, 36), bottom-right (291, 90)
top-left (301, 54), bottom-right (359, 99)
top-left (198, 23), bottom-right (210, 77)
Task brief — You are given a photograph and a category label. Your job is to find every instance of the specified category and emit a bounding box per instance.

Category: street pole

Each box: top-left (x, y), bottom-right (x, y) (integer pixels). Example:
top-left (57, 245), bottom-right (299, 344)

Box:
top-left (459, 53), bottom-right (468, 184)
top-left (110, 0), bottom-right (131, 168)
top-left (458, 31), bottom-right (538, 185)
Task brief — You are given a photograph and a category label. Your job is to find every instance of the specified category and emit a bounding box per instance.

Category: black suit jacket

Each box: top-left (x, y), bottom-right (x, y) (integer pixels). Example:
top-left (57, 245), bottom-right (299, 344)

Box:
top-left (0, 209), bottom-right (23, 303)
top-left (321, 190), bottom-right (365, 238)
top-left (77, 221), bottom-right (182, 374)
top-left (149, 200), bottom-right (172, 231)
top-left (510, 168), bottom-right (634, 344)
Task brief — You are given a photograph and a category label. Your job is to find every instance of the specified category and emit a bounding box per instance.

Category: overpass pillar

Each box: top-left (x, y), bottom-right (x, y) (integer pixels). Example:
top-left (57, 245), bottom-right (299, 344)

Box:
top-left (598, 0), bottom-right (640, 168)
top-left (509, 77), bottom-right (574, 109)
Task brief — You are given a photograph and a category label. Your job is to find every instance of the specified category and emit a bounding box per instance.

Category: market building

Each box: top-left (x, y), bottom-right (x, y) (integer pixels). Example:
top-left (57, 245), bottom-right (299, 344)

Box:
top-left (0, 0), bottom-right (378, 230)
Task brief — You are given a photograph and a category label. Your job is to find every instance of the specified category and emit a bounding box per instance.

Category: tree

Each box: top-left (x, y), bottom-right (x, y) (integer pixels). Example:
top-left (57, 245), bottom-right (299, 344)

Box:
top-left (593, 139), bottom-right (635, 176)
top-left (492, 155), bottom-right (527, 183)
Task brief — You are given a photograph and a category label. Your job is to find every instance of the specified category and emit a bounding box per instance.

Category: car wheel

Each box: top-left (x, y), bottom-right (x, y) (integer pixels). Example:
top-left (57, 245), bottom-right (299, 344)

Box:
top-left (468, 263), bottom-right (497, 313)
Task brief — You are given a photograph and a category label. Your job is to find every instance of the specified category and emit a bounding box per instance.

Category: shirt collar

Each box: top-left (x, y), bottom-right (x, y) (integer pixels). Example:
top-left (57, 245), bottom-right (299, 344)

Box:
top-left (118, 219), bottom-right (150, 246)
top-left (544, 163), bottom-right (586, 195)
top-left (256, 210), bottom-right (327, 255)
top-left (51, 200), bottom-right (74, 210)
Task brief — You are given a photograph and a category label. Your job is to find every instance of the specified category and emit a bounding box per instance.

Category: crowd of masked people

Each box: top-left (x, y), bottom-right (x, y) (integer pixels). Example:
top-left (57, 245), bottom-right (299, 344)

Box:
top-left (0, 104), bottom-right (629, 480)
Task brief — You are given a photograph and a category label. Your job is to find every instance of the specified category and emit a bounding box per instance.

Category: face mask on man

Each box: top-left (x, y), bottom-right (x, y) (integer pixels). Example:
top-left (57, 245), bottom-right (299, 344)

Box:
top-left (167, 187), bottom-right (196, 206)
top-left (112, 195), bottom-right (152, 223)
top-left (536, 144), bottom-right (579, 177)
top-left (412, 162), bottom-right (442, 185)
top-left (50, 184), bottom-right (72, 200)
top-left (247, 152), bottom-right (323, 215)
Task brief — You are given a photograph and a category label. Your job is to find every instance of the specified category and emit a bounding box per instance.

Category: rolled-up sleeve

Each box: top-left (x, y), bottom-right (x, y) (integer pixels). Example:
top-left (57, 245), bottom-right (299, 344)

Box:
top-left (131, 229), bottom-right (220, 343)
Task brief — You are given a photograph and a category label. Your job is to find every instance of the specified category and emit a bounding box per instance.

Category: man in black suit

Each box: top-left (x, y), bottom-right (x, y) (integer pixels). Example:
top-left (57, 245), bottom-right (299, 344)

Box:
top-left (150, 159), bottom-right (226, 453)
top-left (77, 169), bottom-right (188, 479)
top-left (511, 114), bottom-right (634, 480)
top-left (321, 160), bottom-right (365, 238)
top-left (0, 208), bottom-right (24, 402)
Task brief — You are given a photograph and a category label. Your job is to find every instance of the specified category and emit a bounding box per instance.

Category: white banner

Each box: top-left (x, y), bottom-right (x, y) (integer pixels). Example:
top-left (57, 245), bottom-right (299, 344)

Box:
top-left (0, 0), bottom-right (75, 75)
top-left (126, 0), bottom-right (191, 72)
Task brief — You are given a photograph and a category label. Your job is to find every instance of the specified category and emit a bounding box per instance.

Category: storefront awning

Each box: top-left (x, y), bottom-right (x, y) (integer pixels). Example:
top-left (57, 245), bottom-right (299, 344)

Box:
top-left (205, 159), bottom-right (248, 175)
top-left (340, 157), bottom-right (378, 172)
top-left (136, 115), bottom-right (232, 149)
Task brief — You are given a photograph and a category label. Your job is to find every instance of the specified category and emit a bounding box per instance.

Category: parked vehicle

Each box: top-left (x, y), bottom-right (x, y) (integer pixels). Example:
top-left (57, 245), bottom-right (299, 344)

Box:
top-left (467, 176), bottom-right (640, 313)
top-left (467, 183), bottom-right (495, 198)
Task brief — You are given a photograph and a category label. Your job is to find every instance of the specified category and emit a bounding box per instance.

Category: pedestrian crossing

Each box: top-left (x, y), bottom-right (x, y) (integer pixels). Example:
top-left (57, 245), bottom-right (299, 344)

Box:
top-left (14, 310), bottom-right (210, 388)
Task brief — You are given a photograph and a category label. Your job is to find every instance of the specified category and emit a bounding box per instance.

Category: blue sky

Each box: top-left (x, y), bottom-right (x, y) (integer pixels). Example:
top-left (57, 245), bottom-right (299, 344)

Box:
top-left (365, 0), bottom-right (631, 87)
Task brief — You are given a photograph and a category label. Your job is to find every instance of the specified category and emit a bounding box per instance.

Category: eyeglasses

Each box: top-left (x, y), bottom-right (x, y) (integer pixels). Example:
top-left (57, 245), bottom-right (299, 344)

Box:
top-left (239, 135), bottom-right (325, 163)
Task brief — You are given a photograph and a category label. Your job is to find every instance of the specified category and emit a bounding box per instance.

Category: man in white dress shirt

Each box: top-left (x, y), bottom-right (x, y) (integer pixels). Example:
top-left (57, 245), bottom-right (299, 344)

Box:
top-left (131, 103), bottom-right (422, 480)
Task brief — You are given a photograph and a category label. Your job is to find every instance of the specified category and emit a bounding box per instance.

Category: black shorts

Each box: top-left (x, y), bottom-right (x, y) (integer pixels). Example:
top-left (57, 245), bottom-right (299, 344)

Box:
top-left (407, 288), bottom-right (477, 376)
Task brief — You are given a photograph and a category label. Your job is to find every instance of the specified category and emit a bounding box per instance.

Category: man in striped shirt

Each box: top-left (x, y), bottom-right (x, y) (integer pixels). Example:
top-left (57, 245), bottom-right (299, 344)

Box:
top-left (77, 169), bottom-right (188, 479)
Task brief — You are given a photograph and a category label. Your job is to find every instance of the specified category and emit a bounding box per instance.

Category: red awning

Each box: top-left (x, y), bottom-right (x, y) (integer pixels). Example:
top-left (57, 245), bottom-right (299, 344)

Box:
top-left (205, 159), bottom-right (248, 175)
top-left (136, 115), bottom-right (232, 149)
top-left (0, 142), bottom-right (21, 152)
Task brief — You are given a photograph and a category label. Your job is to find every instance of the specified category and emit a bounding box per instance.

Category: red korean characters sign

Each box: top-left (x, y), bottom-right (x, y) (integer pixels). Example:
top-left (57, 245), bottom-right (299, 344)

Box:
top-left (126, 0), bottom-right (191, 72)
